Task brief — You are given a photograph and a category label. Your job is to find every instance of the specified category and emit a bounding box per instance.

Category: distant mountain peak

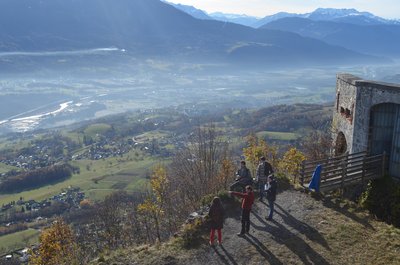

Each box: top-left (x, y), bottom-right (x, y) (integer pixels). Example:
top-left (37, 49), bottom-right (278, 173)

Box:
top-left (312, 7), bottom-right (360, 15)
top-left (163, 1), bottom-right (212, 20)
top-left (306, 7), bottom-right (385, 23)
top-left (209, 12), bottom-right (260, 19)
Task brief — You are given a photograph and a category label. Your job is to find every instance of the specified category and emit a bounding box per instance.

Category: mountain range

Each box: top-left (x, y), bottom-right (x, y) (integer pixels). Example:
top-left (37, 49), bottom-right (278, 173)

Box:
top-left (261, 17), bottom-right (400, 57)
top-left (167, 3), bottom-right (400, 28)
top-left (167, 2), bottom-right (400, 58)
top-left (0, 0), bottom-right (391, 67)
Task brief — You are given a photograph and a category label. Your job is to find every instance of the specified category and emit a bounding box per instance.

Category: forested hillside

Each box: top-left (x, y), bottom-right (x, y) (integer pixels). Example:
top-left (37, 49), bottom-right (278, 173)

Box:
top-left (0, 103), bottom-right (331, 260)
top-left (1, 103), bottom-right (399, 264)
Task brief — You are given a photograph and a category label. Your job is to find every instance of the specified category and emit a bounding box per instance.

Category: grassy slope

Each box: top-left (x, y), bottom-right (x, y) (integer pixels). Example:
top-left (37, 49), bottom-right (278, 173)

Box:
top-left (0, 229), bottom-right (40, 256)
top-left (0, 150), bottom-right (159, 205)
top-left (256, 131), bottom-right (299, 141)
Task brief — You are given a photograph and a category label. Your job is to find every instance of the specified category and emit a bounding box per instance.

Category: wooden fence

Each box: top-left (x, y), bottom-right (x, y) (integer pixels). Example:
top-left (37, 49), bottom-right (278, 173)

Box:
top-left (300, 151), bottom-right (386, 192)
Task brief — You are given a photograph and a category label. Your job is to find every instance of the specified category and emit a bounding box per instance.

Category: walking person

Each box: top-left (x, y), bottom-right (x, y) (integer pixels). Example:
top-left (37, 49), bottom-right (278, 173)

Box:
top-left (230, 160), bottom-right (253, 192)
top-left (255, 156), bottom-right (274, 201)
top-left (229, 185), bottom-right (255, 236)
top-left (208, 197), bottom-right (225, 246)
top-left (265, 175), bottom-right (277, 220)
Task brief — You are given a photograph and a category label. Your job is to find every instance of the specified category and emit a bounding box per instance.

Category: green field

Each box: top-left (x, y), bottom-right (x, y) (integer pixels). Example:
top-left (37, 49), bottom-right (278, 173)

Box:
top-left (0, 150), bottom-right (162, 205)
top-left (0, 162), bottom-right (19, 174)
top-left (257, 131), bottom-right (299, 141)
top-left (84, 123), bottom-right (112, 137)
top-left (135, 130), bottom-right (171, 142)
top-left (0, 229), bottom-right (40, 256)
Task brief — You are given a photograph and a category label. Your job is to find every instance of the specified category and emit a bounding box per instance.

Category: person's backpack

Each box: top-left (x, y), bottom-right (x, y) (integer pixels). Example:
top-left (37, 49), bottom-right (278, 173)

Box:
top-left (245, 168), bottom-right (253, 185)
top-left (264, 161), bottom-right (273, 177)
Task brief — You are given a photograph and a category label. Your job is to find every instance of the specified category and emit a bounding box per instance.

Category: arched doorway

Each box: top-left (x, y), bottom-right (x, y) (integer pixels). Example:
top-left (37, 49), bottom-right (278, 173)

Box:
top-left (368, 103), bottom-right (400, 178)
top-left (335, 132), bottom-right (347, 156)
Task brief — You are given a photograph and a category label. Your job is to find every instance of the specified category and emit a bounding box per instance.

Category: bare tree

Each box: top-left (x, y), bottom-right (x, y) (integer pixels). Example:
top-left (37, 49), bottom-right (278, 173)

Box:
top-left (301, 130), bottom-right (332, 161)
top-left (169, 124), bottom-right (231, 210)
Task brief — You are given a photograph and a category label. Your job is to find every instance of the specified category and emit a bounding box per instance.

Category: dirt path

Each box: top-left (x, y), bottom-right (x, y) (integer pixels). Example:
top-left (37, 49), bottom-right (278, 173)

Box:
top-left (174, 188), bottom-right (388, 265)
top-left (181, 189), bottom-right (330, 265)
top-left (108, 188), bottom-right (400, 265)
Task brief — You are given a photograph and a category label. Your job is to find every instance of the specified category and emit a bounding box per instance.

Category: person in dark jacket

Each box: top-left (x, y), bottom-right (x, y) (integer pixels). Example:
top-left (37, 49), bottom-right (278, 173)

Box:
top-left (255, 156), bottom-right (274, 201)
top-left (229, 185), bottom-right (255, 236)
top-left (230, 160), bottom-right (253, 192)
top-left (265, 175), bottom-right (277, 220)
top-left (208, 196), bottom-right (225, 245)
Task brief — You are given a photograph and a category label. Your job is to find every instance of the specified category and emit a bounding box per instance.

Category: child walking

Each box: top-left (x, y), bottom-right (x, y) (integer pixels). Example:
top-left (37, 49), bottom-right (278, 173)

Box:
top-left (208, 196), bottom-right (225, 246)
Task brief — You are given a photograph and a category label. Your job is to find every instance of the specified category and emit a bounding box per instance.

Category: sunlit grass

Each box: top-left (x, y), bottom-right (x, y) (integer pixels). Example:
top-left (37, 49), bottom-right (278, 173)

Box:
top-left (0, 150), bottom-right (160, 205)
top-left (0, 229), bottom-right (40, 256)
top-left (0, 162), bottom-right (19, 174)
top-left (256, 131), bottom-right (299, 141)
top-left (84, 123), bottom-right (112, 137)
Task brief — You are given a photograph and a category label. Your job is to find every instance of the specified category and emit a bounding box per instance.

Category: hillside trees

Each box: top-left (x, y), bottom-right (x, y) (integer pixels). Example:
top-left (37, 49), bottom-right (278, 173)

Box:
top-left (301, 130), bottom-right (332, 160)
top-left (242, 134), bottom-right (306, 184)
top-left (29, 218), bottom-right (81, 265)
top-left (215, 157), bottom-right (236, 190)
top-left (278, 147), bottom-right (306, 182)
top-left (71, 191), bottom-right (146, 258)
top-left (298, 111), bottom-right (333, 161)
top-left (169, 124), bottom-right (233, 211)
top-left (243, 133), bottom-right (279, 175)
top-left (93, 191), bottom-right (143, 249)
top-left (138, 164), bottom-right (177, 242)
top-left (0, 163), bottom-right (78, 193)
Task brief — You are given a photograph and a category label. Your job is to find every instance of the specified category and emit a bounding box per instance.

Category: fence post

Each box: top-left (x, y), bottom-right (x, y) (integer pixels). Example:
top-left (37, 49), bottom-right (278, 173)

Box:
top-left (300, 161), bottom-right (305, 186)
top-left (362, 153), bottom-right (366, 185)
top-left (341, 152), bottom-right (348, 192)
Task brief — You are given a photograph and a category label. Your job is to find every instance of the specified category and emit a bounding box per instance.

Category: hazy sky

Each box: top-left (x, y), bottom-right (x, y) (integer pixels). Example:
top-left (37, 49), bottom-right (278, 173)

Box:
top-left (166, 0), bottom-right (400, 19)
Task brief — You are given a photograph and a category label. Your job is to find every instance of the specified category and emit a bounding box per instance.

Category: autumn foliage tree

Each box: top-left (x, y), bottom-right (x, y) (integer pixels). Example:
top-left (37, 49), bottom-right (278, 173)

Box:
top-left (242, 133), bottom-right (279, 175)
top-left (138, 164), bottom-right (174, 243)
top-left (278, 147), bottom-right (306, 183)
top-left (29, 218), bottom-right (80, 265)
top-left (215, 158), bottom-right (236, 190)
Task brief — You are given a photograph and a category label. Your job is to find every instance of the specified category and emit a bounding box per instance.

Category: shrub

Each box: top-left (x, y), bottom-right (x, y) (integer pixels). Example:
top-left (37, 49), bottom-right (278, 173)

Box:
top-left (360, 176), bottom-right (400, 227)
top-left (178, 218), bottom-right (207, 249)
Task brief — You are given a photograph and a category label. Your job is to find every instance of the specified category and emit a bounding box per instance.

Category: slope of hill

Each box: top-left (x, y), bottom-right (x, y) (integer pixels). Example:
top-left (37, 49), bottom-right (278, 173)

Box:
top-left (208, 12), bottom-right (260, 27)
top-left (262, 17), bottom-right (400, 57)
top-left (0, 0), bottom-right (384, 66)
top-left (164, 1), bottom-right (213, 20)
top-left (96, 189), bottom-right (400, 265)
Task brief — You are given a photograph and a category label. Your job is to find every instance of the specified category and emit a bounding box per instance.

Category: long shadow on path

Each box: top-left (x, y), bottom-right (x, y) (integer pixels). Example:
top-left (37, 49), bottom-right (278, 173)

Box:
top-left (212, 245), bottom-right (238, 265)
top-left (244, 233), bottom-right (284, 265)
top-left (252, 210), bottom-right (331, 265)
top-left (275, 203), bottom-right (331, 250)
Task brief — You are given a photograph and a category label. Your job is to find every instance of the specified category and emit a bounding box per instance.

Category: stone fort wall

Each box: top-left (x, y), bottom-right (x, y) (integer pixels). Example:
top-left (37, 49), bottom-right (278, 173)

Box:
top-left (333, 73), bottom-right (400, 154)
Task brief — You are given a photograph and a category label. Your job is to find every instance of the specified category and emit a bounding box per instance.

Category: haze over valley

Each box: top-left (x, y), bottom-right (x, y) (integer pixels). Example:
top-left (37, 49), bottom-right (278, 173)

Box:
top-left (1, 0), bottom-right (400, 263)
top-left (1, 0), bottom-right (400, 197)
top-left (1, 51), bottom-right (399, 135)
top-left (1, 0), bottom-right (400, 136)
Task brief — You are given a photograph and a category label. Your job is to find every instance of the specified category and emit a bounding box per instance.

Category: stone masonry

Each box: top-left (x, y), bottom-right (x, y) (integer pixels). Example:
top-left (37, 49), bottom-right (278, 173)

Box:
top-left (332, 73), bottom-right (400, 155)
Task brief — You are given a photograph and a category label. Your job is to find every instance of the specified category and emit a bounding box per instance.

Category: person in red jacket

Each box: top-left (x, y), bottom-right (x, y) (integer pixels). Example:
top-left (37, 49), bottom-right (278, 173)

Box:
top-left (229, 185), bottom-right (255, 236)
